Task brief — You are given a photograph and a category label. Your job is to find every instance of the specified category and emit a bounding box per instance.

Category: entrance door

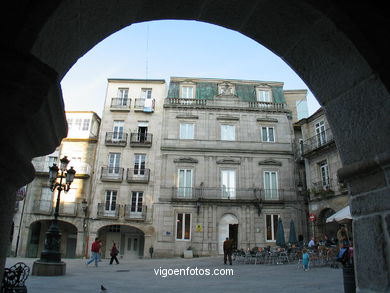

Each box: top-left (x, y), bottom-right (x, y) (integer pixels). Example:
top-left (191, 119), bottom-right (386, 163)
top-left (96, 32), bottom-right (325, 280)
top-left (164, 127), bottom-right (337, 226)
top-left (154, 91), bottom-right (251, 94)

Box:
top-left (105, 232), bottom-right (121, 259)
top-left (124, 233), bottom-right (141, 259)
top-left (229, 224), bottom-right (238, 250)
top-left (218, 214), bottom-right (239, 254)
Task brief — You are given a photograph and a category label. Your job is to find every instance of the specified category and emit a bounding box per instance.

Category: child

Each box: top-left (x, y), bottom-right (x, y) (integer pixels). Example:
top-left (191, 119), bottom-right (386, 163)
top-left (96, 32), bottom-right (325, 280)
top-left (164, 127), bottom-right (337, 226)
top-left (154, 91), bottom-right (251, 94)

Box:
top-left (302, 248), bottom-right (310, 271)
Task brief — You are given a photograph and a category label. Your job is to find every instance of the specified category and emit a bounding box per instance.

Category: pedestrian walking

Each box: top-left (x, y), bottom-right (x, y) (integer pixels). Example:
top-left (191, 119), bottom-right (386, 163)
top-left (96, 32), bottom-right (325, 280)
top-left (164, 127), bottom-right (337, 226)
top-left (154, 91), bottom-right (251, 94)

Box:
top-left (302, 248), bottom-right (310, 271)
top-left (223, 237), bottom-right (233, 265)
top-left (98, 240), bottom-right (103, 262)
top-left (109, 243), bottom-right (120, 265)
top-left (86, 237), bottom-right (101, 267)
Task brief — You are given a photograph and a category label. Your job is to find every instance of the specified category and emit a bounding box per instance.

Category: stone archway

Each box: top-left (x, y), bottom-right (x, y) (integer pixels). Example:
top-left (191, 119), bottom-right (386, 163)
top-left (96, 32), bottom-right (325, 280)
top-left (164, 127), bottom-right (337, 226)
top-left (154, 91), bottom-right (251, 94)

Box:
top-left (2, 1), bottom-right (389, 291)
top-left (26, 220), bottom-right (78, 258)
top-left (97, 225), bottom-right (145, 260)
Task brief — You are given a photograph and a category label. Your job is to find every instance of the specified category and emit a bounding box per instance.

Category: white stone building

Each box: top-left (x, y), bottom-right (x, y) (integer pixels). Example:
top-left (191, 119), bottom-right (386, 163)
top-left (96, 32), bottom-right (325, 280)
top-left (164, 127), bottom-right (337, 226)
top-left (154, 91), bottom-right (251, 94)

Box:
top-left (11, 111), bottom-right (101, 258)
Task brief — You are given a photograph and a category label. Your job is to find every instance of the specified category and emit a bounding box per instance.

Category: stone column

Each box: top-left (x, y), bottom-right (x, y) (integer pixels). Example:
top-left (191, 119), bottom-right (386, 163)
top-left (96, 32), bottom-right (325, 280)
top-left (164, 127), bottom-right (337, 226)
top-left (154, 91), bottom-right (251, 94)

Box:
top-left (0, 49), bottom-right (67, 280)
top-left (338, 152), bottom-right (390, 292)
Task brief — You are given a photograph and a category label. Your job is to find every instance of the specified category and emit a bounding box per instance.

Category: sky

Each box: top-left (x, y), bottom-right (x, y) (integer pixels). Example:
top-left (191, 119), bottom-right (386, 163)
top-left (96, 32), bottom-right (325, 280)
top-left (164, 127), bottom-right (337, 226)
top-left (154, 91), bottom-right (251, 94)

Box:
top-left (61, 20), bottom-right (321, 117)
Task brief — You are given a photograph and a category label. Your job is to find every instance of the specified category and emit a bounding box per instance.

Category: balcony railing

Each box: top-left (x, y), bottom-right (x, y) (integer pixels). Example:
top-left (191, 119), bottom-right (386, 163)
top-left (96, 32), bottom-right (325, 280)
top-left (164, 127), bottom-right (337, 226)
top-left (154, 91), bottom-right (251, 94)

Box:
top-left (124, 205), bottom-right (147, 221)
top-left (134, 98), bottom-right (155, 112)
top-left (258, 189), bottom-right (284, 201)
top-left (302, 128), bottom-right (334, 155)
top-left (126, 168), bottom-right (150, 183)
top-left (33, 200), bottom-right (53, 215)
top-left (110, 98), bottom-right (131, 111)
top-left (129, 133), bottom-right (153, 147)
top-left (165, 98), bottom-right (287, 112)
top-left (248, 101), bottom-right (286, 110)
top-left (97, 203), bottom-right (120, 219)
top-left (100, 167), bottom-right (124, 182)
top-left (165, 98), bottom-right (207, 106)
top-left (105, 132), bottom-right (128, 146)
top-left (170, 187), bottom-right (286, 201)
top-left (58, 202), bottom-right (78, 217)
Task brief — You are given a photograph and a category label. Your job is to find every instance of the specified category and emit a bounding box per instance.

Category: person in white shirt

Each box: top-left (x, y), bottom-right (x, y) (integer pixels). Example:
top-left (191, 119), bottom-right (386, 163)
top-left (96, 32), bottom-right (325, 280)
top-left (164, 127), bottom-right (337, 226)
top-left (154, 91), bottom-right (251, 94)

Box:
top-left (308, 237), bottom-right (316, 247)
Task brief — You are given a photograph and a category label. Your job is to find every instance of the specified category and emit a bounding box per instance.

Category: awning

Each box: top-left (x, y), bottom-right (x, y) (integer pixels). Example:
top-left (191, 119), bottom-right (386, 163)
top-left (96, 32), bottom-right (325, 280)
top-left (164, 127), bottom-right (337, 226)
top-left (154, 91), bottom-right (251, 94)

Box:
top-left (326, 205), bottom-right (352, 223)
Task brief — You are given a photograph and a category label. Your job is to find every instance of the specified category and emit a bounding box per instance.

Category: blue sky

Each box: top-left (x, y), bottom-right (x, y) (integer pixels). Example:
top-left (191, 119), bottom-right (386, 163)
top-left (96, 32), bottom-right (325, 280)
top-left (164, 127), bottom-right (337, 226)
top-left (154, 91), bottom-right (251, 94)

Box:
top-left (61, 20), bottom-right (320, 117)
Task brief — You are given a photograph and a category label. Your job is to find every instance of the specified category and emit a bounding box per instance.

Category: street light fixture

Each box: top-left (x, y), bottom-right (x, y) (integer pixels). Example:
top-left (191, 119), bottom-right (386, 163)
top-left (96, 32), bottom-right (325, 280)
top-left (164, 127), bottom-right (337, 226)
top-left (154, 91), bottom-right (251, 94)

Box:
top-left (38, 156), bottom-right (76, 265)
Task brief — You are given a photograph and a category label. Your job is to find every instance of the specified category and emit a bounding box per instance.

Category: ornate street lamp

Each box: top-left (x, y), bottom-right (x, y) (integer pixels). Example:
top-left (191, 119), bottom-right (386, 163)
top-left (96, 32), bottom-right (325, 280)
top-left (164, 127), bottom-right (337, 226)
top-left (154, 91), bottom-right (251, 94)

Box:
top-left (39, 156), bottom-right (76, 264)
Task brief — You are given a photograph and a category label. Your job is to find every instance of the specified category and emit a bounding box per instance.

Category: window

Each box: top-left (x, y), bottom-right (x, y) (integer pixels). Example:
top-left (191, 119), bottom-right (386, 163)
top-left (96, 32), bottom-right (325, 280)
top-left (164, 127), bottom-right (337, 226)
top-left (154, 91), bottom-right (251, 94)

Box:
top-left (134, 154), bottom-right (146, 175)
top-left (176, 213), bottom-right (191, 240)
top-left (319, 161), bottom-right (330, 188)
top-left (118, 88), bottom-right (129, 105)
top-left (179, 123), bottom-right (194, 139)
top-left (82, 119), bottom-right (90, 131)
top-left (141, 88), bottom-right (152, 99)
top-left (47, 155), bottom-right (58, 169)
top-left (113, 120), bottom-right (124, 140)
top-left (131, 191), bottom-right (143, 213)
top-left (266, 214), bottom-right (279, 241)
top-left (182, 86), bottom-right (194, 99)
top-left (261, 127), bottom-right (275, 142)
top-left (75, 119), bottom-right (82, 130)
top-left (221, 170), bottom-right (236, 198)
top-left (257, 90), bottom-right (271, 102)
top-left (221, 125), bottom-right (235, 141)
top-left (105, 190), bottom-right (117, 215)
top-left (40, 187), bottom-right (53, 212)
top-left (315, 120), bottom-right (326, 146)
top-left (178, 169), bottom-right (193, 198)
top-left (108, 153), bottom-right (121, 174)
top-left (264, 171), bottom-right (279, 199)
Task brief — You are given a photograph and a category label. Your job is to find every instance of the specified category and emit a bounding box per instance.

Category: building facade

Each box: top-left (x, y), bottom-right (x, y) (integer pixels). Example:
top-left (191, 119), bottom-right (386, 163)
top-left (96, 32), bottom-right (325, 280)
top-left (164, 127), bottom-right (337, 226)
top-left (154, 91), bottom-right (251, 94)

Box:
top-left (11, 111), bottom-right (101, 258)
top-left (296, 108), bottom-right (349, 241)
top-left (153, 77), bottom-right (308, 257)
top-left (87, 79), bottom-right (166, 259)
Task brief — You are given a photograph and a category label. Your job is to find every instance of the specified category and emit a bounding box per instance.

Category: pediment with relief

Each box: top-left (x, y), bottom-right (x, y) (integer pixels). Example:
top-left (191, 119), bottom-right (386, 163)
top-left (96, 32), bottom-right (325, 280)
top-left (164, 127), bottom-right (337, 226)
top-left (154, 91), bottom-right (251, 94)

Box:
top-left (174, 157), bottom-right (198, 164)
top-left (217, 82), bottom-right (235, 96)
top-left (216, 158), bottom-right (241, 165)
top-left (258, 159), bottom-right (282, 166)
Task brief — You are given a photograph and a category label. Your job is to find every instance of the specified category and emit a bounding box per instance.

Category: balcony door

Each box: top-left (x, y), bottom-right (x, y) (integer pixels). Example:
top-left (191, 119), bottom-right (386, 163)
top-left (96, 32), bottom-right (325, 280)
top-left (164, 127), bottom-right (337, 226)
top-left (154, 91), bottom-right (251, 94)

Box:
top-left (315, 120), bottom-right (326, 146)
top-left (178, 169), bottom-right (192, 198)
top-left (137, 122), bottom-right (148, 142)
top-left (40, 187), bottom-right (53, 213)
top-left (108, 153), bottom-right (121, 175)
top-left (104, 190), bottom-right (117, 217)
top-left (131, 191), bottom-right (143, 216)
top-left (113, 120), bottom-right (124, 141)
top-left (117, 88), bottom-right (129, 106)
top-left (133, 154), bottom-right (146, 175)
top-left (221, 170), bottom-right (236, 199)
top-left (264, 171), bottom-right (278, 199)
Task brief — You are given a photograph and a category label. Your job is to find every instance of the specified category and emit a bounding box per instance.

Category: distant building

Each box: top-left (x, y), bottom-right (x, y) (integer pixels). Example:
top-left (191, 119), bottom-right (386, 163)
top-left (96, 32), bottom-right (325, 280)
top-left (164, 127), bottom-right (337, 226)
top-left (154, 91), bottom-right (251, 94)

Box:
top-left (295, 108), bottom-right (349, 241)
top-left (12, 111), bottom-right (100, 258)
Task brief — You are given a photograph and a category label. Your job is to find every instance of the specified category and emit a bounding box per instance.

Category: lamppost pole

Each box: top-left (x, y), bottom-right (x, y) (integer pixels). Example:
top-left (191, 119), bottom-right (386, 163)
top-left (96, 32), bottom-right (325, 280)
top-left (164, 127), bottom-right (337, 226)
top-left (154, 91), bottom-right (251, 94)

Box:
top-left (32, 156), bottom-right (76, 276)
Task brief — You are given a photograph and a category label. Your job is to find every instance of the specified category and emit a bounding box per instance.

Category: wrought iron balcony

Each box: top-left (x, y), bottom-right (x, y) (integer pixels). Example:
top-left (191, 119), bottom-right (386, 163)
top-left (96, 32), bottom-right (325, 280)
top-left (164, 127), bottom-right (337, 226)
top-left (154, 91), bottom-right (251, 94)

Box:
top-left (258, 189), bottom-right (284, 201)
top-left (171, 187), bottom-right (259, 201)
top-left (105, 132), bottom-right (128, 146)
top-left (100, 167), bottom-right (124, 182)
top-left (97, 203), bottom-right (120, 219)
top-left (134, 98), bottom-right (155, 112)
top-left (129, 133), bottom-right (153, 147)
top-left (126, 168), bottom-right (150, 183)
top-left (110, 98), bottom-right (131, 111)
top-left (302, 128), bottom-right (335, 156)
top-left (124, 205), bottom-right (147, 221)
top-left (32, 200), bottom-right (53, 215)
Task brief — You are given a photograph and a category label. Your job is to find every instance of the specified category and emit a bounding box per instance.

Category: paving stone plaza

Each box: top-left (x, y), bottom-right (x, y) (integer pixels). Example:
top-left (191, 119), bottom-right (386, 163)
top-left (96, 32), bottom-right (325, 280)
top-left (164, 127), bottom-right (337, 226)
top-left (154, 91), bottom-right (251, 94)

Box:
top-left (6, 257), bottom-right (344, 293)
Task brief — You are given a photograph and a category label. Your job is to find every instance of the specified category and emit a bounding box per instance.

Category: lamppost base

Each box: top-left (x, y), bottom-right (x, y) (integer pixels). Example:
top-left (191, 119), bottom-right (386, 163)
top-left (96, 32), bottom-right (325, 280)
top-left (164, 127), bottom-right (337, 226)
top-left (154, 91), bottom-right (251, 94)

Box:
top-left (32, 260), bottom-right (66, 276)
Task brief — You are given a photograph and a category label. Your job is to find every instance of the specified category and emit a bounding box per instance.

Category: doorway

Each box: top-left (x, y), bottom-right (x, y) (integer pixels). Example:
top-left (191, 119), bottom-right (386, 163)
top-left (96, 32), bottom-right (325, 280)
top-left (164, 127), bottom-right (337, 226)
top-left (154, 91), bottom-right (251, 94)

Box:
top-left (218, 214), bottom-right (239, 254)
top-left (229, 224), bottom-right (238, 250)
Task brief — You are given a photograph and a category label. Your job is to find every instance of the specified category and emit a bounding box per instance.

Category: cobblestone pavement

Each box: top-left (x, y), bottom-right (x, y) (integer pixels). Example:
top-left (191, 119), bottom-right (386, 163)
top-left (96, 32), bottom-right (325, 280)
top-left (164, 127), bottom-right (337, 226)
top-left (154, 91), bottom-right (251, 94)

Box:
top-left (5, 257), bottom-right (344, 293)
